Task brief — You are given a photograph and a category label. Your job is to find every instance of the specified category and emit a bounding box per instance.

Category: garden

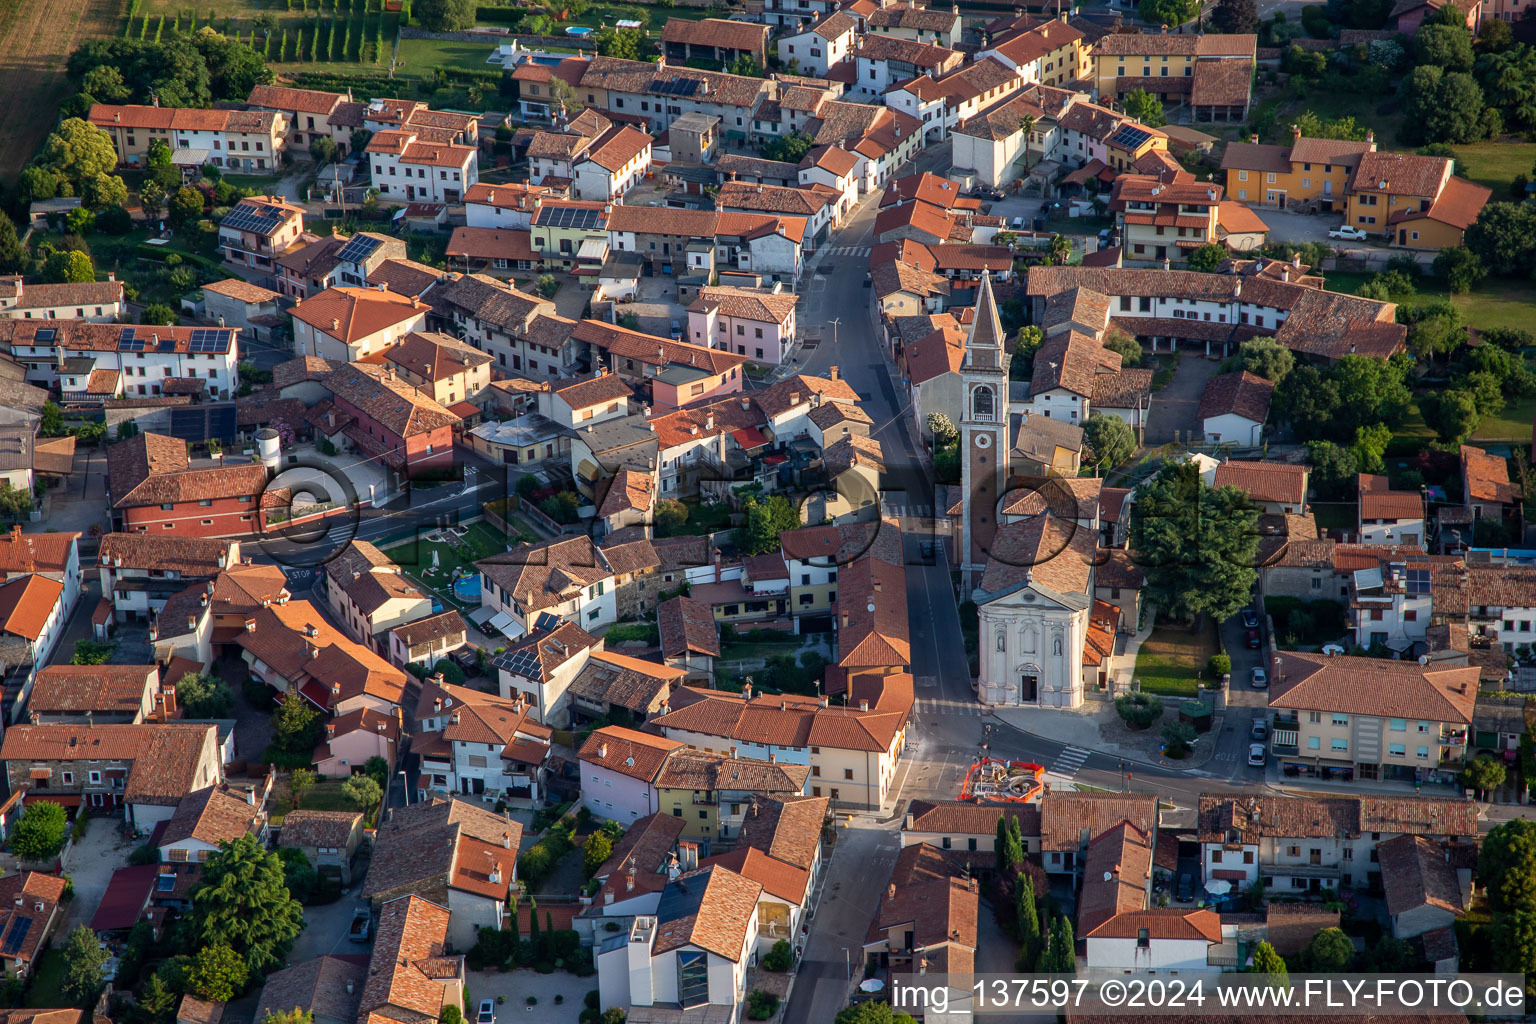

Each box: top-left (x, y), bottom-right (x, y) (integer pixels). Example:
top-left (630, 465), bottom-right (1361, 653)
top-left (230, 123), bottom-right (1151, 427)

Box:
top-left (381, 518), bottom-right (522, 615)
top-left (1130, 622), bottom-right (1218, 698)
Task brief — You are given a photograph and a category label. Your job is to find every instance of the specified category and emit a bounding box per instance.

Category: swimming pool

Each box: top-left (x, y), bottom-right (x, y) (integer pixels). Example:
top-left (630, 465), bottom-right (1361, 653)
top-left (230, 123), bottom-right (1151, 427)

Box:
top-left (565, 25), bottom-right (594, 36)
top-left (453, 575), bottom-right (481, 601)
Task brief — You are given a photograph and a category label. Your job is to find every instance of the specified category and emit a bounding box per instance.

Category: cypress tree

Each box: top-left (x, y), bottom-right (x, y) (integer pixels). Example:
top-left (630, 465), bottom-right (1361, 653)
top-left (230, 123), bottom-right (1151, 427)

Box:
top-left (995, 817), bottom-right (1009, 875)
top-left (1015, 872), bottom-right (1039, 964)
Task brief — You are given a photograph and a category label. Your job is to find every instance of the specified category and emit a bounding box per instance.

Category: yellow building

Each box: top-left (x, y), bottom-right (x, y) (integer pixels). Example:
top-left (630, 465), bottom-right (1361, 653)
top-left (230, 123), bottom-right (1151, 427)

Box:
top-left (980, 17), bottom-right (1091, 87)
top-left (1220, 127), bottom-right (1377, 212)
top-left (1343, 151), bottom-right (1491, 249)
top-left (1090, 33), bottom-right (1256, 121)
top-left (653, 749), bottom-right (809, 843)
top-left (529, 199), bottom-right (610, 268)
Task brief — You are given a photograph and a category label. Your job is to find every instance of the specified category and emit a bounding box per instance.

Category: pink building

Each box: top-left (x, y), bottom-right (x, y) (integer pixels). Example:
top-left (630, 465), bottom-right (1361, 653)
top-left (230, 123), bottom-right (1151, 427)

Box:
top-left (313, 706), bottom-right (401, 777)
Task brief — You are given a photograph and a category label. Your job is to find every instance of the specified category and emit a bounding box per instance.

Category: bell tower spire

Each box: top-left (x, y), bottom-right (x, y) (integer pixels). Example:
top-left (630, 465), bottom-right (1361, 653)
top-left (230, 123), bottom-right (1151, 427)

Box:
top-left (959, 275), bottom-right (1010, 594)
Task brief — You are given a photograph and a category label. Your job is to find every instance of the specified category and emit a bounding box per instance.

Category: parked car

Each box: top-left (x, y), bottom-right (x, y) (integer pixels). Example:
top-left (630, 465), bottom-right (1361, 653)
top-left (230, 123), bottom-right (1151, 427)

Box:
top-left (348, 905), bottom-right (371, 943)
top-left (1241, 608), bottom-right (1259, 629)
top-left (1251, 719), bottom-right (1269, 741)
top-left (477, 1000), bottom-right (496, 1024)
top-left (919, 540), bottom-right (935, 559)
top-left (1250, 667), bottom-right (1268, 688)
top-left (1176, 872), bottom-right (1194, 901)
top-left (1010, 216), bottom-right (1025, 230)
top-left (1248, 743), bottom-right (1267, 767)
top-left (669, 319), bottom-right (682, 340)
top-left (969, 186), bottom-right (1005, 201)
top-left (1328, 225), bottom-right (1367, 241)
top-left (1245, 628), bottom-right (1261, 649)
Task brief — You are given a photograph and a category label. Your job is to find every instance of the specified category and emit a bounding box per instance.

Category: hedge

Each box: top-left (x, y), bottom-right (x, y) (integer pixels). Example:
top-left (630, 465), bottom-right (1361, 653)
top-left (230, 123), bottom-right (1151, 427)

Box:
top-left (476, 6), bottom-right (524, 23)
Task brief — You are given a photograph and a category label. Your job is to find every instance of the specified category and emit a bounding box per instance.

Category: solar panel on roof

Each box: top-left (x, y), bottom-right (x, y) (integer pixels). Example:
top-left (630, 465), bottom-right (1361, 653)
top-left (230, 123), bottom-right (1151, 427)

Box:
top-left (158, 338), bottom-right (176, 353)
top-left (1110, 125), bottom-right (1153, 150)
top-left (535, 611), bottom-right (561, 632)
top-left (221, 202), bottom-right (284, 235)
top-left (336, 234), bottom-right (384, 265)
top-left (2, 917), bottom-right (32, 956)
top-left (208, 405), bottom-right (237, 441)
top-left (539, 205), bottom-right (602, 230)
top-left (168, 408), bottom-right (204, 442)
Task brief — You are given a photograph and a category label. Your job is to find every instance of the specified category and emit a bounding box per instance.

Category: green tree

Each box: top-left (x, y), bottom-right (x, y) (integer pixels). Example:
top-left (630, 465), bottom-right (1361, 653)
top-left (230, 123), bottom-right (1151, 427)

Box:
top-left (536, 273), bottom-right (559, 298)
top-left (1235, 337), bottom-right (1293, 382)
top-left (927, 412), bottom-right (958, 447)
top-left (39, 118), bottom-right (118, 186)
top-left (412, 0), bottom-right (475, 28)
top-left (342, 774), bottom-right (382, 816)
top-left (1420, 388), bottom-right (1481, 444)
top-left (70, 639), bottom-right (115, 664)
top-left (309, 135), bottom-right (338, 164)
top-left (584, 830), bottom-right (614, 879)
top-left (38, 401), bottom-right (63, 438)
top-left (273, 690), bottom-right (320, 754)
top-left (176, 672), bottom-right (233, 718)
top-left (41, 249), bottom-right (95, 284)
top-left (1138, 0), bottom-right (1196, 27)
top-left (1479, 818), bottom-right (1536, 913)
top-left (262, 1012), bottom-right (314, 1024)
top-left (1466, 200), bottom-right (1536, 276)
top-left (760, 131), bottom-right (815, 163)
top-left (82, 64), bottom-right (130, 102)
top-left (1352, 423), bottom-right (1390, 476)
top-left (140, 974), bottom-right (178, 1021)
top-left (289, 767), bottom-right (315, 809)
top-left (1302, 927), bottom-right (1354, 972)
top-left (1123, 87), bottom-right (1166, 127)
top-left (277, 846), bottom-right (316, 903)
top-left (595, 27), bottom-right (647, 60)
top-left (1493, 907), bottom-right (1536, 979)
top-left (190, 834), bottom-right (305, 973)
top-left (10, 801), bottom-right (68, 861)
top-left (82, 173), bottom-right (129, 211)
top-left (140, 179), bottom-right (168, 223)
top-left (1426, 73), bottom-right (1491, 144)
top-left (1328, 354), bottom-right (1413, 432)
top-left (995, 817), bottom-right (1011, 874)
top-left (191, 29), bottom-right (275, 100)
top-left (654, 498), bottom-right (688, 535)
top-left (1185, 241), bottom-right (1227, 272)
top-left (1293, 110), bottom-right (1370, 140)
top-left (1162, 719), bottom-right (1197, 756)
top-left (1082, 413), bottom-right (1136, 470)
top-left (62, 924), bottom-right (110, 1004)
top-left (1418, 22), bottom-right (1475, 70)
top-left (0, 212), bottom-right (27, 275)
top-left (1127, 460), bottom-right (1259, 622)
top-left (1433, 245), bottom-right (1485, 293)
top-left (834, 1003), bottom-right (917, 1024)
top-left (168, 185), bottom-right (204, 227)
top-left (1101, 327), bottom-right (1142, 366)
top-left (363, 756), bottom-right (390, 792)
top-left (763, 938), bottom-right (792, 972)
top-left (141, 303), bottom-right (179, 326)
top-left (1250, 940), bottom-right (1289, 980)
top-left (1015, 872), bottom-right (1040, 962)
top-left (188, 943), bottom-right (249, 1002)
top-left (146, 138), bottom-right (173, 167)
top-left (1042, 916), bottom-right (1076, 972)
top-left (1114, 692), bottom-right (1164, 729)
top-left (1212, 0), bottom-right (1258, 32)
top-left (1462, 754), bottom-right (1507, 795)
top-left (727, 54), bottom-right (763, 77)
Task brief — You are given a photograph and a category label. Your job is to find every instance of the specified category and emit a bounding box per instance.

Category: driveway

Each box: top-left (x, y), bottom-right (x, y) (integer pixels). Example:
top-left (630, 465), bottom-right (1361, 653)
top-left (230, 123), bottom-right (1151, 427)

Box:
top-left (1144, 355), bottom-right (1220, 446)
top-left (42, 445), bottom-right (109, 536)
top-left (285, 893), bottom-right (373, 964)
top-left (466, 968), bottom-right (591, 1023)
top-left (59, 817), bottom-right (134, 934)
top-left (1258, 209), bottom-right (1350, 246)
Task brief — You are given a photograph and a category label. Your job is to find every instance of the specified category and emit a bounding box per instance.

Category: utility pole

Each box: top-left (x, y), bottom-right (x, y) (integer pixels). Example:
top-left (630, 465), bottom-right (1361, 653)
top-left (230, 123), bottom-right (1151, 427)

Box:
top-left (828, 317), bottom-right (841, 350)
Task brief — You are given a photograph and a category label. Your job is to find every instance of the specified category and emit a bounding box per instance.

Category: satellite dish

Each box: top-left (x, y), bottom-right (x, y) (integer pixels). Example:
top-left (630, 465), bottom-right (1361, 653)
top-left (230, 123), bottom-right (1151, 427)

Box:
top-left (1103, 871), bottom-right (1112, 882)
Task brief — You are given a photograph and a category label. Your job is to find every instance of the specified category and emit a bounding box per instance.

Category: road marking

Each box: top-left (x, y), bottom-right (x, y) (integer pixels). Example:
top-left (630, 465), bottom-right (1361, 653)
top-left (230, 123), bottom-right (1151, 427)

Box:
top-left (825, 245), bottom-right (872, 257)
top-left (1053, 745), bottom-right (1092, 775)
top-left (916, 698), bottom-right (984, 717)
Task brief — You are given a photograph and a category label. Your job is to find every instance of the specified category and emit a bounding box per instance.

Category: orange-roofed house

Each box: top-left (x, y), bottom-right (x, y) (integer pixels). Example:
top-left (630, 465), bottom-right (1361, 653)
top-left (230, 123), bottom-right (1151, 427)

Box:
top-left (1345, 150), bottom-right (1491, 249)
top-left (1461, 444), bottom-right (1514, 520)
top-left (0, 573), bottom-right (68, 681)
top-left (686, 284), bottom-right (798, 364)
top-left (289, 286), bottom-right (430, 362)
top-left (245, 84), bottom-right (355, 152)
top-left (577, 725), bottom-right (684, 824)
top-left (104, 434), bottom-right (271, 539)
top-left (87, 104), bottom-right (288, 171)
top-left (218, 196), bottom-right (306, 271)
top-left (410, 677), bottom-right (551, 802)
top-left (357, 894), bottom-right (465, 1016)
top-left (1358, 473), bottom-right (1425, 548)
top-left (318, 363), bottom-right (460, 480)
top-left (365, 130), bottom-right (478, 204)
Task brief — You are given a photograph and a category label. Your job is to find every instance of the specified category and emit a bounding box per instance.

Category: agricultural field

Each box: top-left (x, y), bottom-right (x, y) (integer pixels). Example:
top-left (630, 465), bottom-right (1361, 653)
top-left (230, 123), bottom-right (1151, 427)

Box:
top-left (0, 0), bottom-right (121, 181)
top-left (127, 0), bottom-right (404, 76)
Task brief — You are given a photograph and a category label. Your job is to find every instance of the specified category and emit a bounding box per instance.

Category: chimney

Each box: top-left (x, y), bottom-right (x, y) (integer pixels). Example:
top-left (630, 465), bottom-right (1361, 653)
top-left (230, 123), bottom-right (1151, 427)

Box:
top-left (503, 831), bottom-right (514, 849)
top-left (841, 610), bottom-right (849, 627)
top-left (246, 785), bottom-right (256, 806)
top-left (434, 697), bottom-right (443, 712)
top-left (1365, 129), bottom-right (1375, 145)
top-left (740, 397), bottom-right (749, 411)
top-left (886, 883), bottom-right (895, 899)
top-left (829, 364), bottom-right (839, 380)
top-left (599, 741), bottom-right (609, 758)
top-left (859, 700), bottom-right (869, 711)
top-left (331, 318), bottom-right (340, 331)
top-left (1249, 133), bottom-right (1258, 144)
top-left (743, 681), bottom-right (753, 700)
top-left (819, 695), bottom-right (828, 708)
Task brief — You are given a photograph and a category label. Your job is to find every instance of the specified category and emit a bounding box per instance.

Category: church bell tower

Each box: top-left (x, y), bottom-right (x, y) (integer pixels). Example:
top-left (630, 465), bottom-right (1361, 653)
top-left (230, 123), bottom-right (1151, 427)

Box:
top-left (959, 274), bottom-right (1009, 594)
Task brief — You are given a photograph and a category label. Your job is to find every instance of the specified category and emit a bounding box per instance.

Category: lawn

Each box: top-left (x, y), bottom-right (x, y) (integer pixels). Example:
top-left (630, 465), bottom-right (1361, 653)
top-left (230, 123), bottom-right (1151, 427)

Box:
top-left (1131, 622), bottom-right (1216, 698)
top-left (382, 519), bottom-right (517, 615)
top-left (1450, 141), bottom-right (1536, 194)
top-left (269, 776), bottom-right (371, 826)
top-left (395, 36), bottom-right (504, 76)
top-left (24, 949), bottom-right (68, 1008)
top-left (1322, 270), bottom-right (1536, 335)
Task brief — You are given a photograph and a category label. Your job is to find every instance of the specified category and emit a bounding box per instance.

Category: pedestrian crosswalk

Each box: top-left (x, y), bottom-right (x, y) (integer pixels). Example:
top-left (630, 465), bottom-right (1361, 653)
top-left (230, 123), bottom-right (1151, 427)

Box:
top-left (1051, 745), bottom-right (1092, 776)
top-left (915, 698), bottom-right (987, 717)
top-left (885, 504), bottom-right (936, 518)
top-left (823, 245), bottom-right (872, 258)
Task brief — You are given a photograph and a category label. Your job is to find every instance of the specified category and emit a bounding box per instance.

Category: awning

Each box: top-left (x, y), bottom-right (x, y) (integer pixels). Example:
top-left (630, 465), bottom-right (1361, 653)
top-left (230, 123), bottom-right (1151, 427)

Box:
top-left (577, 238), bottom-right (609, 262)
top-left (298, 679), bottom-right (332, 711)
top-left (732, 427), bottom-right (769, 450)
top-left (467, 605), bottom-right (496, 626)
top-left (487, 610), bottom-right (526, 640)
top-left (28, 769), bottom-right (50, 780)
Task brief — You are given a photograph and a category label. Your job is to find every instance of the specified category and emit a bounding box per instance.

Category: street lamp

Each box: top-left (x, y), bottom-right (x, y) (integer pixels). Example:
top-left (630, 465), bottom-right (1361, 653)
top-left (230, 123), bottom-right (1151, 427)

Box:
top-left (398, 769), bottom-right (410, 807)
top-left (828, 317), bottom-right (841, 350)
top-left (842, 946), bottom-right (851, 983)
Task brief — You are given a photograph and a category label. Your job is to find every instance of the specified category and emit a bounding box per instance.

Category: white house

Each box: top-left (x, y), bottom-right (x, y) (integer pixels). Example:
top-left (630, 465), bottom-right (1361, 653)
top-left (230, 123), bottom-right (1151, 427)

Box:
top-left (476, 535), bottom-right (618, 639)
top-left (596, 867), bottom-right (761, 1016)
top-left (0, 575), bottom-right (69, 695)
top-left (1358, 474), bottom-right (1425, 548)
top-left (463, 183), bottom-right (552, 230)
top-left (686, 286), bottom-right (798, 364)
top-left (774, 11), bottom-right (856, 76)
top-left (798, 146), bottom-right (861, 223)
top-left (6, 322), bottom-right (240, 401)
top-left (412, 678), bottom-right (552, 802)
top-left (157, 784), bottom-right (268, 864)
top-left (1084, 910), bottom-right (1224, 974)
top-left (366, 130), bottom-right (478, 204)
top-left (0, 277), bottom-right (125, 322)
top-left (1198, 370), bottom-right (1274, 446)
top-left (289, 286), bottom-right (429, 362)
top-left (578, 725), bottom-right (683, 824)
top-left (851, 34), bottom-right (963, 100)
top-left (491, 620), bottom-right (603, 726)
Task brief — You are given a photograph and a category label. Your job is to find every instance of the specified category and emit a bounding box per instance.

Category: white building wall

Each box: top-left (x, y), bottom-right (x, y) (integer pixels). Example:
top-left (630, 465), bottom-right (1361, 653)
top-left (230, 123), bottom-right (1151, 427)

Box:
top-left (1086, 936), bottom-right (1215, 973)
top-left (1202, 412), bottom-right (1262, 446)
top-left (581, 760), bottom-right (656, 823)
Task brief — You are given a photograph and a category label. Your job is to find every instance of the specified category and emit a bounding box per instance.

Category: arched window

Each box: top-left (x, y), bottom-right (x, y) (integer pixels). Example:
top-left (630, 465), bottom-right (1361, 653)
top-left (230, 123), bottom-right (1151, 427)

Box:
top-left (972, 385), bottom-right (994, 421)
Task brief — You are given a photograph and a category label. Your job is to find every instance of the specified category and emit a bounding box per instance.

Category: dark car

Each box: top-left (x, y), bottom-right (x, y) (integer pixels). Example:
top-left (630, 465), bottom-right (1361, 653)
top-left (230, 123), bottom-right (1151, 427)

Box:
top-left (1241, 608), bottom-right (1260, 629)
top-left (919, 540), bottom-right (935, 559)
top-left (969, 187), bottom-right (1005, 201)
top-left (1176, 872), bottom-right (1194, 902)
top-left (1245, 628), bottom-right (1261, 649)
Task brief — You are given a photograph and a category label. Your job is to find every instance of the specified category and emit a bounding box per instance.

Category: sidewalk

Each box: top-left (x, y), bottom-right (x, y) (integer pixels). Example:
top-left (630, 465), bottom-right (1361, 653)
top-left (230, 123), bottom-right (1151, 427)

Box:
top-left (993, 701), bottom-right (1228, 772)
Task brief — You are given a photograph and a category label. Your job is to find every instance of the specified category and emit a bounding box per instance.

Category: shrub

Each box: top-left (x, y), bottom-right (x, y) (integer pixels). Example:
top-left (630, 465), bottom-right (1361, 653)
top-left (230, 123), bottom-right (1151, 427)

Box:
top-left (431, 658), bottom-right (465, 686)
top-left (746, 991), bottom-right (778, 1020)
top-left (1207, 654), bottom-right (1231, 678)
top-left (1114, 692), bottom-right (1164, 730)
top-left (1162, 720), bottom-right (1197, 758)
top-left (10, 802), bottom-right (68, 861)
top-left (763, 939), bottom-right (792, 971)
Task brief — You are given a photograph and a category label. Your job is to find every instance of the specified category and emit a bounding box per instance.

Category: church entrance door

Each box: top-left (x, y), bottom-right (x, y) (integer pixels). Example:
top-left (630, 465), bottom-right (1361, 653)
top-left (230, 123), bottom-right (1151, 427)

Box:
top-left (1020, 674), bottom-right (1037, 702)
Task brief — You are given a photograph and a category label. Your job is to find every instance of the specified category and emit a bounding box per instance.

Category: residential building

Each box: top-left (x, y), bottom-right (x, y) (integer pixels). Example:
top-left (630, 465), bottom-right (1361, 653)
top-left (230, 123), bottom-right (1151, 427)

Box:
top-left (1198, 370), bottom-right (1274, 446)
top-left (738, 793), bottom-right (829, 884)
top-left (312, 706), bottom-right (400, 779)
top-left (1011, 411), bottom-right (1084, 477)
top-left (463, 183), bottom-right (553, 230)
top-left (274, 232), bottom-right (407, 302)
top-left (491, 620), bottom-right (603, 726)
top-left (105, 435), bottom-right (268, 539)
top-left (157, 784), bottom-right (269, 863)
top-left (236, 597), bottom-right (408, 715)
top-left (98, 533), bottom-right (238, 623)
top-left (0, 278), bottom-right (124, 322)
top-left (901, 799), bottom-right (1041, 867)
top-left (375, 331), bottom-right (494, 409)
top-left (1110, 174), bottom-right (1269, 263)
top-left (4, 321), bottom-right (238, 400)
top-left (252, 956), bottom-right (364, 1024)
top-left (530, 199), bottom-right (611, 270)
top-left (0, 527), bottom-right (80, 621)
top-left (578, 725), bottom-right (685, 824)
top-left (321, 540), bottom-right (432, 653)
top-left (571, 320), bottom-right (747, 410)
top-left (200, 278), bottom-right (282, 345)
top-left (357, 896), bottom-right (465, 1023)
top-left (977, 17), bottom-right (1088, 85)
top-left (1461, 443), bottom-right (1513, 520)
top-left (797, 145), bottom-right (861, 221)
top-left (603, 205), bottom-right (807, 281)
top-left (316, 362), bottom-right (460, 480)
top-left (290, 287), bottom-right (430, 362)
top-left (0, 575), bottom-right (67, 699)
top-left (1039, 791), bottom-right (1160, 879)
top-left (759, 0), bottom-right (838, 30)
top-left (1197, 793), bottom-right (1478, 892)
top-left (0, 721), bottom-right (220, 821)
top-left (649, 396), bottom-right (772, 497)
top-left (477, 535), bottom-right (617, 638)
top-left (528, 112), bottom-right (653, 202)
top-left (658, 594), bottom-right (720, 684)
top-left (594, 466), bottom-right (656, 539)
top-left (1220, 128), bottom-right (1378, 212)
top-left (863, 843), bottom-right (979, 975)
top-left (509, 56), bottom-right (589, 122)
top-left (1378, 834), bottom-right (1470, 939)
top-left (388, 610), bottom-right (469, 670)
top-left (869, 3), bottom-right (962, 45)
top-left (245, 84), bottom-right (356, 152)
top-left (360, 98), bottom-right (480, 146)
top-left (88, 104), bottom-right (287, 171)
top-left (412, 675), bottom-right (551, 801)
top-left (1358, 473), bottom-right (1425, 547)
top-left (0, 874), bottom-right (66, 979)
top-left (578, 56), bottom-right (774, 143)
top-left (596, 866), bottom-right (762, 1016)
top-left (851, 33), bottom-right (963, 99)
top-left (277, 810), bottom-right (365, 885)
top-left (218, 196), bottom-right (306, 271)
top-left (24, 665), bottom-right (158, 724)
top-left (775, 12), bottom-right (857, 77)
top-left (1210, 460), bottom-right (1309, 515)
top-left (366, 130), bottom-right (478, 204)
top-left (1343, 151), bottom-right (1491, 248)
top-left (362, 800), bottom-right (521, 948)
top-left (565, 649), bottom-right (686, 726)
top-left (654, 748), bottom-right (809, 846)
top-left (426, 273), bottom-right (578, 378)
top-left (1088, 33), bottom-right (1257, 122)
top-left (662, 18), bottom-right (770, 65)
top-left (686, 285), bottom-right (798, 364)
top-left (1268, 652), bottom-right (1477, 780)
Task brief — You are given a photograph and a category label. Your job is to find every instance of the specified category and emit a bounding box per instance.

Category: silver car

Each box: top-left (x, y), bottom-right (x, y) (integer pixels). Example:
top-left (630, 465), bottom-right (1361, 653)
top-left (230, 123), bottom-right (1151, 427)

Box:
top-left (1250, 667), bottom-right (1268, 688)
top-left (1248, 743), bottom-right (1266, 767)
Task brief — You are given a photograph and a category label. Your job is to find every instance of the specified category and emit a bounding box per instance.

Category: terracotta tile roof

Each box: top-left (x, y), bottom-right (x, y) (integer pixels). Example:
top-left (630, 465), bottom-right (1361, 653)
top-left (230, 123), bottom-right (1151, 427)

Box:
top-left (0, 573), bottom-right (61, 642)
top-left (555, 369), bottom-right (632, 411)
top-left (869, 848), bottom-right (978, 954)
top-left (1077, 820), bottom-right (1152, 936)
top-left (1091, 907), bottom-right (1220, 942)
top-left (27, 665), bottom-right (155, 716)
top-left (202, 277), bottom-right (280, 304)
top-left (89, 103), bottom-right (280, 134)
top-left (1033, 331), bottom-right (1115, 397)
top-left (823, 433), bottom-right (884, 478)
top-left (1217, 199), bottom-right (1271, 236)
top-left (581, 125), bottom-right (653, 173)
top-left (445, 226), bottom-right (537, 265)
top-left (1199, 370), bottom-right (1274, 423)
top-left (1040, 791), bottom-right (1158, 851)
top-left (738, 795), bottom-right (829, 870)
top-left (654, 748), bottom-right (808, 796)
top-left (808, 400), bottom-right (873, 432)
top-left (1198, 793), bottom-right (1477, 844)
top-left (779, 519), bottom-right (901, 566)
top-left (701, 845), bottom-right (809, 904)
top-left (654, 865), bottom-right (763, 960)
top-left (581, 55), bottom-right (772, 111)
top-left (869, 3), bottom-right (958, 30)
top-left (1355, 474), bottom-right (1422, 521)
top-left (661, 16), bottom-right (770, 51)
top-left (1, 722), bottom-right (215, 799)
top-left (872, 260), bottom-right (950, 301)
top-left (324, 539), bottom-right (426, 616)
top-left (1350, 150), bottom-right (1452, 199)
top-left (253, 955), bottom-right (364, 1024)
top-left (358, 895), bottom-right (457, 1022)
top-left (988, 19), bottom-right (1084, 64)
top-left (566, 650), bottom-right (681, 717)
top-left (291, 286), bottom-right (426, 343)
top-left (382, 331), bottom-right (492, 383)
top-left (1213, 459), bottom-right (1307, 505)
top-left (1271, 651), bottom-right (1478, 723)
top-left (571, 320), bottom-right (747, 378)
top-left (1000, 476), bottom-right (1100, 522)
top-left (389, 610), bottom-right (467, 654)
top-left (1012, 412), bottom-right (1084, 465)
top-left (690, 285), bottom-right (798, 325)
top-left (1378, 835), bottom-right (1463, 918)
top-left (1394, 175), bottom-right (1489, 231)
top-left (592, 810), bottom-right (685, 901)
top-left (321, 363), bottom-right (460, 437)
top-left (978, 513), bottom-right (1096, 597)
top-left (903, 325), bottom-right (966, 386)
top-left (247, 84), bottom-right (347, 114)
top-left (476, 536), bottom-right (613, 615)
top-left (837, 551), bottom-right (910, 669)
top-left (904, 799), bottom-right (1040, 837)
top-left (657, 595), bottom-right (720, 659)
top-left (595, 468), bottom-right (654, 521)
top-left (0, 529), bottom-right (76, 577)
top-left (207, 563), bottom-right (288, 619)
top-left (1461, 445), bottom-right (1513, 504)
top-left (273, 355), bottom-right (342, 389)
top-left (0, 874), bottom-right (65, 968)
top-left (222, 195), bottom-right (304, 238)
top-left (160, 786), bottom-right (261, 848)
top-left (235, 598), bottom-right (406, 707)
top-left (598, 537), bottom-right (661, 577)
top-left (802, 144), bottom-right (859, 176)
top-left (425, 273), bottom-right (551, 335)
top-left (853, 32), bottom-right (961, 69)
top-left (364, 799), bottom-right (521, 905)
top-left (278, 809), bottom-right (362, 850)
top-left (757, 374), bottom-right (859, 421)
top-left (1190, 58), bottom-right (1253, 106)
top-left (579, 725), bottom-right (683, 782)
top-left (649, 396), bottom-right (765, 450)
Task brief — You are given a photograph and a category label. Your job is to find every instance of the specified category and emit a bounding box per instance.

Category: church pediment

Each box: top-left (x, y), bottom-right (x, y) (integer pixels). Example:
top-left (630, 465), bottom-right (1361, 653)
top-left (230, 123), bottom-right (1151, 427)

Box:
top-left (973, 579), bottom-right (1088, 613)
